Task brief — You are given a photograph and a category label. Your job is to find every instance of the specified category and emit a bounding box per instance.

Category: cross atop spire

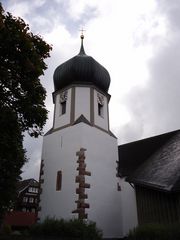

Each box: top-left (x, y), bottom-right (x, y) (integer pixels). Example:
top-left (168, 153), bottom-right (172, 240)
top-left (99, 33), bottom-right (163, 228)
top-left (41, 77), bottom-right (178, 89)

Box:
top-left (79, 27), bottom-right (86, 55)
top-left (80, 27), bottom-right (85, 39)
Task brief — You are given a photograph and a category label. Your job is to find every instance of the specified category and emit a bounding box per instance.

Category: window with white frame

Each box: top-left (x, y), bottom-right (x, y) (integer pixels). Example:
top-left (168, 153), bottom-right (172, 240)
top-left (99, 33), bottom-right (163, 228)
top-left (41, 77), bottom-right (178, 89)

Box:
top-left (23, 197), bottom-right (28, 203)
top-left (31, 208), bottom-right (36, 213)
top-left (29, 187), bottom-right (38, 193)
top-left (29, 197), bottom-right (34, 203)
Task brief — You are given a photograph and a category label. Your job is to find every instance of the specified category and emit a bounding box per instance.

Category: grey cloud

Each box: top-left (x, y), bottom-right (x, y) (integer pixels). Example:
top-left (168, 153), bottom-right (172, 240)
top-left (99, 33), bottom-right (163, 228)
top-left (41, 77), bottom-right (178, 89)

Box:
top-left (3, 0), bottom-right (98, 35)
top-left (158, 0), bottom-right (180, 31)
top-left (1, 0), bottom-right (98, 180)
top-left (4, 0), bottom-right (180, 179)
top-left (22, 134), bottom-right (43, 180)
top-left (117, 120), bottom-right (145, 145)
top-left (119, 1), bottom-right (180, 144)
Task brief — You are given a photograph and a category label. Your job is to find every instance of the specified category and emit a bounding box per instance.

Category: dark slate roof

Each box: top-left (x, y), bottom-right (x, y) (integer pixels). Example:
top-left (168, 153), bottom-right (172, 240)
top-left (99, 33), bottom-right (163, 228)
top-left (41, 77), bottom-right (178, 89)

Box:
top-left (127, 131), bottom-right (180, 192)
top-left (17, 179), bottom-right (39, 193)
top-left (53, 37), bottom-right (110, 93)
top-left (118, 130), bottom-right (178, 177)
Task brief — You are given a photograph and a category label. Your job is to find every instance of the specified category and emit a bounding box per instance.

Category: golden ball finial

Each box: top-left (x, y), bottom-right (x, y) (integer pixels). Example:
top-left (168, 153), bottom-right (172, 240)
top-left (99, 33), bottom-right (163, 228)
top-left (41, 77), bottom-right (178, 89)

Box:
top-left (80, 28), bottom-right (85, 39)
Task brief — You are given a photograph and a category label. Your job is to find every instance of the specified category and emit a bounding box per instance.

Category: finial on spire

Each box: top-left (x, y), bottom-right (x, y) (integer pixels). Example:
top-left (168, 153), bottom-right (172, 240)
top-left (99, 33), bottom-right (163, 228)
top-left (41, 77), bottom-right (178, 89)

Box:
top-left (80, 27), bottom-right (85, 39)
top-left (79, 27), bottom-right (86, 55)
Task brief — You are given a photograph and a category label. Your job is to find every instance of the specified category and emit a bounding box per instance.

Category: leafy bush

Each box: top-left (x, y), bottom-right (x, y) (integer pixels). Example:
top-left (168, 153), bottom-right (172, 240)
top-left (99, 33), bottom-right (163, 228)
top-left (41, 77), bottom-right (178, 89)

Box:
top-left (127, 223), bottom-right (180, 240)
top-left (30, 217), bottom-right (102, 239)
top-left (0, 224), bottom-right (12, 236)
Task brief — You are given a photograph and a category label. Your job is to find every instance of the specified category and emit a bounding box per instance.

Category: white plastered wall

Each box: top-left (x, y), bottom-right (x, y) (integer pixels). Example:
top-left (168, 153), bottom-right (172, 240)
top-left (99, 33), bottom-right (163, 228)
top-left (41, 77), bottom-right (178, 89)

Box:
top-left (74, 87), bottom-right (90, 121)
top-left (120, 178), bottom-right (138, 236)
top-left (40, 124), bottom-right (82, 220)
top-left (80, 124), bottom-right (122, 238)
top-left (39, 123), bottom-right (125, 238)
top-left (40, 84), bottom-right (138, 238)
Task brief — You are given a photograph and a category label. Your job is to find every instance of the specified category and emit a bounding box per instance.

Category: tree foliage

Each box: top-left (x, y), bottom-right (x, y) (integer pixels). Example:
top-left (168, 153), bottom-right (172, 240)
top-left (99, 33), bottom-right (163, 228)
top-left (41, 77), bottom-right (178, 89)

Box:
top-left (0, 3), bottom-right (52, 220)
top-left (0, 3), bottom-right (52, 136)
top-left (0, 107), bottom-right (25, 219)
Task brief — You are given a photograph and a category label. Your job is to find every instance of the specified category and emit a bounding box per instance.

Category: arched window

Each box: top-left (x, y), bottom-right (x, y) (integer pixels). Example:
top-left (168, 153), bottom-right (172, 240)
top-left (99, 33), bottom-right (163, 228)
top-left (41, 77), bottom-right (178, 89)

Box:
top-left (56, 170), bottom-right (62, 191)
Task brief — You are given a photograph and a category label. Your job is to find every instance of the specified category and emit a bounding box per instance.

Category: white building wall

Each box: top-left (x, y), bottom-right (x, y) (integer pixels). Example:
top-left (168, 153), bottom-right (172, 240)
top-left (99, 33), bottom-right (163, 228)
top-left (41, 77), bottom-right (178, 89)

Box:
top-left (39, 123), bottom-right (126, 238)
top-left (81, 124), bottom-right (123, 238)
top-left (54, 88), bottom-right (71, 129)
top-left (40, 85), bottom-right (138, 238)
top-left (120, 178), bottom-right (138, 236)
top-left (93, 89), bottom-right (109, 131)
top-left (40, 125), bottom-right (82, 220)
top-left (74, 87), bottom-right (90, 121)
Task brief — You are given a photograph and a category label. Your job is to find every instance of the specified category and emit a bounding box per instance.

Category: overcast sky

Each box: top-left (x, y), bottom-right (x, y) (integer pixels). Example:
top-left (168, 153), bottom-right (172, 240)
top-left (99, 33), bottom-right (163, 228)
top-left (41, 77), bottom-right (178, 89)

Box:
top-left (2, 0), bottom-right (180, 180)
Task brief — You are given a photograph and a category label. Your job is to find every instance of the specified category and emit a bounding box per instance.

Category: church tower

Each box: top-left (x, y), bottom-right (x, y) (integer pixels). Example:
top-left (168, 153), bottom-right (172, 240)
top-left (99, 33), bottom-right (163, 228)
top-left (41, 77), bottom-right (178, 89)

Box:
top-left (38, 34), bottom-right (123, 238)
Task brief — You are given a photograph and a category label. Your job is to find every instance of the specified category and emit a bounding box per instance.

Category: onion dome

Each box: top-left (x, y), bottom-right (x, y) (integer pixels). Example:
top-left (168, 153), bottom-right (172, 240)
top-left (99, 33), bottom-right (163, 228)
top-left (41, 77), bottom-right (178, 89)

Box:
top-left (53, 34), bottom-right (111, 92)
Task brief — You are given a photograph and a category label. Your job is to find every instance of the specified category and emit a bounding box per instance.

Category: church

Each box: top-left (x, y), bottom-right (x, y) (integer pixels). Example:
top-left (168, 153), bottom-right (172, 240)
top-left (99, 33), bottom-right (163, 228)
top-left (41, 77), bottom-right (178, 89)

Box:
top-left (38, 33), bottom-right (137, 238)
top-left (38, 33), bottom-right (180, 239)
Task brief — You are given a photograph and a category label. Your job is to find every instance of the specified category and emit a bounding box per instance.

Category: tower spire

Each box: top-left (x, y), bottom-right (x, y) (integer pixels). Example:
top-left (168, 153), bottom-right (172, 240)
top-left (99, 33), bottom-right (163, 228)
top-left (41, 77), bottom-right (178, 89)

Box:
top-left (79, 28), bottom-right (86, 55)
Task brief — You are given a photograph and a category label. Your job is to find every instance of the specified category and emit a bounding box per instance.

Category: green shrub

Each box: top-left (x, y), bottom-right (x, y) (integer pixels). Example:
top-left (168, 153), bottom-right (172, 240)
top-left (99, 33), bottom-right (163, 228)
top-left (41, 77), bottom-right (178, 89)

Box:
top-left (127, 223), bottom-right (180, 240)
top-left (30, 217), bottom-right (102, 239)
top-left (0, 224), bottom-right (12, 236)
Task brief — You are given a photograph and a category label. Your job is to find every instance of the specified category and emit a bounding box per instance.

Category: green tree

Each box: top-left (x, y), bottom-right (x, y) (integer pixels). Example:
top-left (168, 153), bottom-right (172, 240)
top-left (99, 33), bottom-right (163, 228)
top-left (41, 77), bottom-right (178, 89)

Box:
top-left (0, 3), bottom-right (52, 221)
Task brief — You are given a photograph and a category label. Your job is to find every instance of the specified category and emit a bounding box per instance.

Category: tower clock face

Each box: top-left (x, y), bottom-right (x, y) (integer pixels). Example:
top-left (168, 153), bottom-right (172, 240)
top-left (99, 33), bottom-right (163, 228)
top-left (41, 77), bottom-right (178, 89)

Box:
top-left (97, 93), bottom-right (104, 106)
top-left (60, 90), bottom-right (68, 103)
